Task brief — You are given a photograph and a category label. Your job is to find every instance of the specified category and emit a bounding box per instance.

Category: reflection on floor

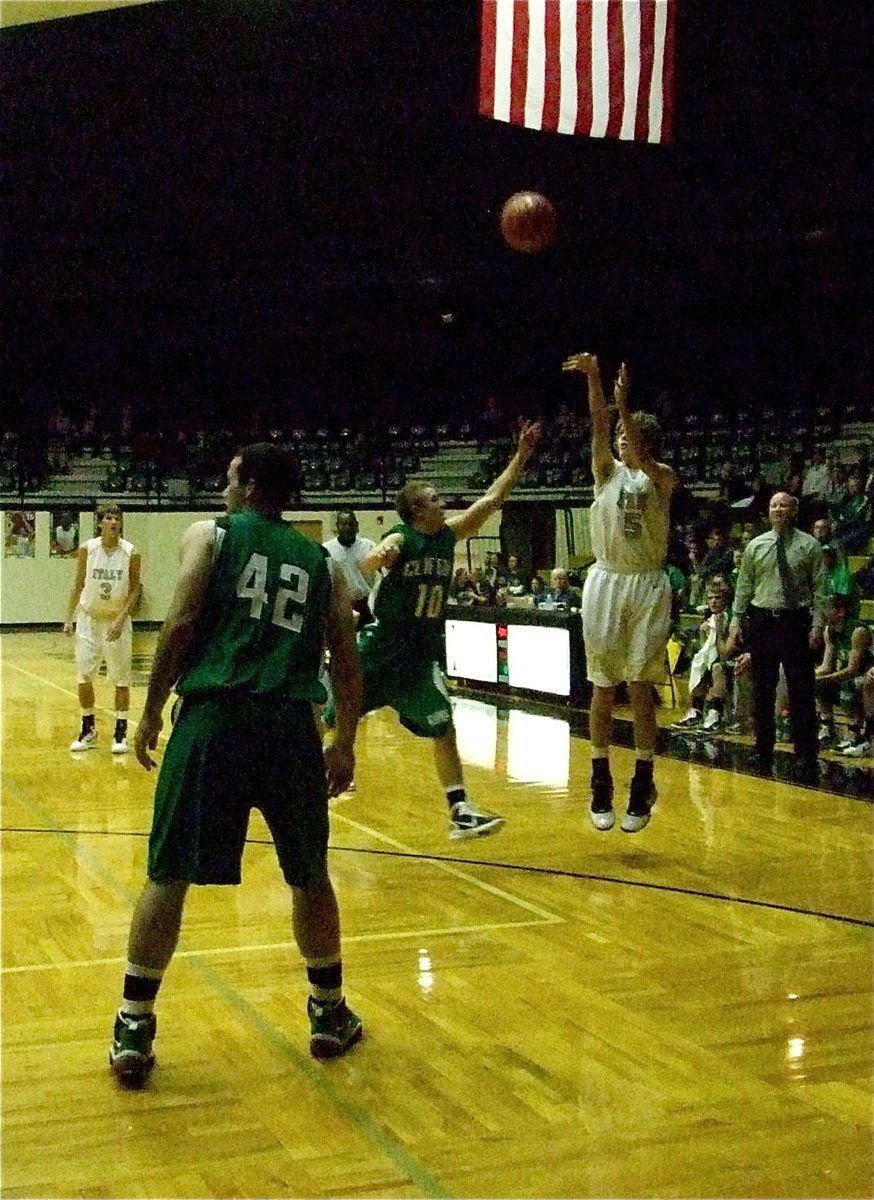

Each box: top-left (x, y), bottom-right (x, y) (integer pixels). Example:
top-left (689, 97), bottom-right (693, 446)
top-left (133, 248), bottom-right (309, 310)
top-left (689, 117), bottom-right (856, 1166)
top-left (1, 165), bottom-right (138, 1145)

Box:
top-left (451, 686), bottom-right (873, 803)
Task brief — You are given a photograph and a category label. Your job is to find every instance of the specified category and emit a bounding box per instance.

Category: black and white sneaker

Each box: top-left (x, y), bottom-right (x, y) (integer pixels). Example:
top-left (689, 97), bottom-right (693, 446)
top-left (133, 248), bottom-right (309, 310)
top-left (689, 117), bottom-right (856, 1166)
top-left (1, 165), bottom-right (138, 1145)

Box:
top-left (700, 708), bottom-right (722, 732)
top-left (671, 710), bottom-right (702, 730)
top-left (449, 802), bottom-right (505, 840)
top-left (70, 726), bottom-right (97, 751)
top-left (589, 777), bottom-right (615, 830)
top-left (621, 777), bottom-right (657, 833)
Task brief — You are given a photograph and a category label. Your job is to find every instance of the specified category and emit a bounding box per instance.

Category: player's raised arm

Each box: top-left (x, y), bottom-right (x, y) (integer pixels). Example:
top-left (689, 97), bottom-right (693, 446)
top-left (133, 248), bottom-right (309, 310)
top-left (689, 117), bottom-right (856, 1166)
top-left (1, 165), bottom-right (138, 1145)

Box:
top-left (562, 352), bottom-right (615, 488)
top-left (613, 364), bottom-right (676, 496)
top-left (447, 420), bottom-right (542, 541)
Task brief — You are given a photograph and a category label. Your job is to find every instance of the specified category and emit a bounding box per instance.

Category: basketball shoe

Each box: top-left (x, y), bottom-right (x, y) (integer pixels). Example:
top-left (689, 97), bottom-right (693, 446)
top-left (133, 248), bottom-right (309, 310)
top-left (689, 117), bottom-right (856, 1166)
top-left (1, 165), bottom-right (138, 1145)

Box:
top-left (70, 723), bottom-right (97, 751)
top-left (449, 802), bottom-right (505, 840)
top-left (621, 776), bottom-right (657, 833)
top-left (308, 997), bottom-right (363, 1059)
top-left (109, 1011), bottom-right (156, 1086)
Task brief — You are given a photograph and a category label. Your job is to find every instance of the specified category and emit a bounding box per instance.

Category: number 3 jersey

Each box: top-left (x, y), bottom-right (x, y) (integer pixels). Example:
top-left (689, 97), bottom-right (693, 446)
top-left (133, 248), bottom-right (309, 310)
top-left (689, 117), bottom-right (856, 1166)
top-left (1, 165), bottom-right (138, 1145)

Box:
top-left (78, 536), bottom-right (136, 618)
top-left (177, 511), bottom-right (331, 702)
top-left (368, 522), bottom-right (456, 662)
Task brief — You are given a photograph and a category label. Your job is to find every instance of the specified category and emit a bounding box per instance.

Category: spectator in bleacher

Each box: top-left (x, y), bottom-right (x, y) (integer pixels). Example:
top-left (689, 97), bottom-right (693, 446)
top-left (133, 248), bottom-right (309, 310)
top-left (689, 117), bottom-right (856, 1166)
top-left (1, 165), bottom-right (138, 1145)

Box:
top-left (717, 460), bottom-right (749, 506)
top-left (832, 473), bottom-right (872, 552)
top-left (504, 554), bottom-right (527, 597)
top-left (448, 568), bottom-right (477, 607)
top-left (483, 551), bottom-right (505, 593)
top-left (825, 461), bottom-right (850, 510)
top-left (812, 515), bottom-right (836, 546)
top-left (746, 472), bottom-right (771, 522)
top-left (529, 575), bottom-right (546, 604)
top-left (535, 568), bottom-right (581, 611)
top-left (802, 446), bottom-right (830, 502)
top-left (671, 579), bottom-right (733, 732)
top-left (685, 530), bottom-right (708, 611)
top-left (697, 526), bottom-right (735, 592)
top-left (814, 593), bottom-right (874, 750)
top-left (470, 567), bottom-right (495, 606)
top-left (821, 542), bottom-right (860, 618)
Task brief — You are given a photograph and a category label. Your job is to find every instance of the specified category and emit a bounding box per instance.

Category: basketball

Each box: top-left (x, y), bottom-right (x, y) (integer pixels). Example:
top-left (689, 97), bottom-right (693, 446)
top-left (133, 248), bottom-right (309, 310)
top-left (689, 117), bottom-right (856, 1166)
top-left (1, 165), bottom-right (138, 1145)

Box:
top-left (499, 191), bottom-right (557, 253)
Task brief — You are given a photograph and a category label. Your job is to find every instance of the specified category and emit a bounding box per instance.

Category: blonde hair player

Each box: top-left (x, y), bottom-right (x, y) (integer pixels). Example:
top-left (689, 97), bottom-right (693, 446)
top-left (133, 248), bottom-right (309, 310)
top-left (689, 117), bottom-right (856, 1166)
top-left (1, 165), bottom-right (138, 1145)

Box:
top-left (64, 504), bottom-right (142, 753)
top-left (562, 354), bottom-right (677, 832)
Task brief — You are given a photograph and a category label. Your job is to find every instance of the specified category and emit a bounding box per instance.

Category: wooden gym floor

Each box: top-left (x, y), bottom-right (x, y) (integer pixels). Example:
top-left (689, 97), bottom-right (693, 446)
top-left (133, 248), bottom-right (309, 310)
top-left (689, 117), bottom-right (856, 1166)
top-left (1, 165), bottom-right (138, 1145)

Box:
top-left (2, 629), bottom-right (872, 1199)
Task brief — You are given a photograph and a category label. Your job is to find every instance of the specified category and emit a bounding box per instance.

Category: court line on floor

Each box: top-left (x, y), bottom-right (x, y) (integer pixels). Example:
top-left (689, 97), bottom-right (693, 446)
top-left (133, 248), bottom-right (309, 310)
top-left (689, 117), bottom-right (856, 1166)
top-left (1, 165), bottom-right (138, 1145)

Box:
top-left (4, 821), bottom-right (869, 930)
top-left (2, 919), bottom-right (558, 976)
top-left (331, 811), bottom-right (564, 923)
top-left (2, 779), bottom-right (453, 1200)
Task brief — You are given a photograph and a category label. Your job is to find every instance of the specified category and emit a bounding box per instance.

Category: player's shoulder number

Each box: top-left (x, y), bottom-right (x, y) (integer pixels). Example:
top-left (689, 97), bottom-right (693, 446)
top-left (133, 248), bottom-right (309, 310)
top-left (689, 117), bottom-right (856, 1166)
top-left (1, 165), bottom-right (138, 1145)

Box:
top-left (236, 552), bottom-right (309, 633)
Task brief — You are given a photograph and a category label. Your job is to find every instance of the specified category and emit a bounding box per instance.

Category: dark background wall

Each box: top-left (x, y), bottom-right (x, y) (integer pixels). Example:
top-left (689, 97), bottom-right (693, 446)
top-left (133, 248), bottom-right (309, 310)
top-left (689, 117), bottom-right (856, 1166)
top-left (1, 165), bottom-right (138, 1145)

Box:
top-left (3, 0), bottom-right (870, 435)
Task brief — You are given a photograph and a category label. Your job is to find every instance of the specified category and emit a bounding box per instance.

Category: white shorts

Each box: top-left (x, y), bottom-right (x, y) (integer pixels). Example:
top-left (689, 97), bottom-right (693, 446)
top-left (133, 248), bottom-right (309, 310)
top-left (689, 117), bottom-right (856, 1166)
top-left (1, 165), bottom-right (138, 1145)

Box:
top-left (74, 611), bottom-right (132, 686)
top-left (581, 566), bottom-right (671, 688)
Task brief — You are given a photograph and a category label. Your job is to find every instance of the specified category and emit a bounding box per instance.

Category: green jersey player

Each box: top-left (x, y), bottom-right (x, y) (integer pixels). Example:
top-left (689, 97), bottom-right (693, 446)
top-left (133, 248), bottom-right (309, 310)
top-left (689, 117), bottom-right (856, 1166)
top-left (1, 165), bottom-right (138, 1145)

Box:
top-left (328, 419), bottom-right (542, 839)
top-left (109, 444), bottom-right (364, 1086)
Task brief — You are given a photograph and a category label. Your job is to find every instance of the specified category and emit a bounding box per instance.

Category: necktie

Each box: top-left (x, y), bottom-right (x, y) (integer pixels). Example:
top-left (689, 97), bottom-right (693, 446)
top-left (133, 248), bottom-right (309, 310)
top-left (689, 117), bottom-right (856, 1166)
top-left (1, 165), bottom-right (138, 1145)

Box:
top-left (775, 534), bottom-right (797, 608)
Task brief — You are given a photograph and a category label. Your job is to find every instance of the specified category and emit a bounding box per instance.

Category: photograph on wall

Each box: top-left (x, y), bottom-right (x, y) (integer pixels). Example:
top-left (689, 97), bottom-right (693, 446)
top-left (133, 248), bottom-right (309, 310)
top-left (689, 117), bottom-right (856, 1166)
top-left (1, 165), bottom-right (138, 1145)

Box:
top-left (50, 509), bottom-right (80, 557)
top-left (4, 511), bottom-right (36, 558)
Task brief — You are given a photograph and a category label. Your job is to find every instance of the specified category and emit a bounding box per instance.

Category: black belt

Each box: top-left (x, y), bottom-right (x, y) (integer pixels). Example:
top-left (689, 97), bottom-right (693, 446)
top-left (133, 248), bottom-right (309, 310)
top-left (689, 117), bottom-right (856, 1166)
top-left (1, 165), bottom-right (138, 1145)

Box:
top-left (749, 605), bottom-right (809, 619)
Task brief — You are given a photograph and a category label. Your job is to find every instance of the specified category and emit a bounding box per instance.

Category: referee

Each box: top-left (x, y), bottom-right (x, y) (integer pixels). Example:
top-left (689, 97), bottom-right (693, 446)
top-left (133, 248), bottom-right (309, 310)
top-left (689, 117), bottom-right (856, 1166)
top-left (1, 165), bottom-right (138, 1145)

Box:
top-left (725, 492), bottom-right (828, 781)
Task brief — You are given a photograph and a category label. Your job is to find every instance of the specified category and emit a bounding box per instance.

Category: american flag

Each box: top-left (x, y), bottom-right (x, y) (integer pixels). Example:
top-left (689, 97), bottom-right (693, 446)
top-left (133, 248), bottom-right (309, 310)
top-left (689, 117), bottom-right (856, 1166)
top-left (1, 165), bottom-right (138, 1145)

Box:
top-left (479, 0), bottom-right (676, 143)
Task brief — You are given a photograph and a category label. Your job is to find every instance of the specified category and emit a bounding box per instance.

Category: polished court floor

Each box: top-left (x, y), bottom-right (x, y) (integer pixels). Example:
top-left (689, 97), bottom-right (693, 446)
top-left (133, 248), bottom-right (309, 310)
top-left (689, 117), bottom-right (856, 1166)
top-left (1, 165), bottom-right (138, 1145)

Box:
top-left (2, 629), bottom-right (872, 1199)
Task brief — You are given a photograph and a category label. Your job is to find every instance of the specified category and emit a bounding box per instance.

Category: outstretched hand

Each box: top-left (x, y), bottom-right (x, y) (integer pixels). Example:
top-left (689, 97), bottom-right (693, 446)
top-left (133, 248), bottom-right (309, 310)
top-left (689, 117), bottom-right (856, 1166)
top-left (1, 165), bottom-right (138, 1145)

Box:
top-left (517, 419), bottom-right (543, 460)
top-left (562, 352), bottom-right (599, 376)
top-left (613, 362), bottom-right (629, 402)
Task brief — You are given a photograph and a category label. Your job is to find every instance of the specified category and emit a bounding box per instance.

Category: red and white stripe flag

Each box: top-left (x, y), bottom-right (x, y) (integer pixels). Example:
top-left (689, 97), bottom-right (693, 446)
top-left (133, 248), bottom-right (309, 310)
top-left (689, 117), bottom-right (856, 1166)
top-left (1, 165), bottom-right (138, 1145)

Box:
top-left (479, 0), bottom-right (676, 143)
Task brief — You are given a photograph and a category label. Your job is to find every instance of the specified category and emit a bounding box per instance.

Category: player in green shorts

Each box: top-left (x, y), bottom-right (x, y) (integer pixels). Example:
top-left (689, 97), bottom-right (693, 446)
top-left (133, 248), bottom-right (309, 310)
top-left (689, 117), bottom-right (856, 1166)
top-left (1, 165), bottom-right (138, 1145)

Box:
top-left (327, 419), bottom-right (542, 839)
top-left (108, 443), bottom-right (364, 1087)
top-left (815, 591), bottom-right (874, 751)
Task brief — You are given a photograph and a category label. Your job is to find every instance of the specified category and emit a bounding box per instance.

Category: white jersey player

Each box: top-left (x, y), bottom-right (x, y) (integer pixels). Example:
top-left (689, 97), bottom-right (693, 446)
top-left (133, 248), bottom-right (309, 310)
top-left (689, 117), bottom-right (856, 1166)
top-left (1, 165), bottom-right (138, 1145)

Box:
top-left (64, 505), bottom-right (142, 753)
top-left (563, 354), bottom-right (676, 834)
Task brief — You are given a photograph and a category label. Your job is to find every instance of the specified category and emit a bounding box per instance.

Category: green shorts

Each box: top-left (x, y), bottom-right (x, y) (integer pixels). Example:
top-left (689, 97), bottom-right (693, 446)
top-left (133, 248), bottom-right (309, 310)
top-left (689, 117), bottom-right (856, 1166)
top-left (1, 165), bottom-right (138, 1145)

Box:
top-left (325, 625), bottom-right (453, 739)
top-left (148, 694), bottom-right (329, 887)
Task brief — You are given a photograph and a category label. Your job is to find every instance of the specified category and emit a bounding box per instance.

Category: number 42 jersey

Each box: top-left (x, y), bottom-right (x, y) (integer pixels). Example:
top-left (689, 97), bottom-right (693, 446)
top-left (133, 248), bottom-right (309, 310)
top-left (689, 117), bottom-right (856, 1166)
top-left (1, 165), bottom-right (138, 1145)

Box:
top-left (177, 511), bottom-right (331, 702)
top-left (369, 522), bottom-right (456, 661)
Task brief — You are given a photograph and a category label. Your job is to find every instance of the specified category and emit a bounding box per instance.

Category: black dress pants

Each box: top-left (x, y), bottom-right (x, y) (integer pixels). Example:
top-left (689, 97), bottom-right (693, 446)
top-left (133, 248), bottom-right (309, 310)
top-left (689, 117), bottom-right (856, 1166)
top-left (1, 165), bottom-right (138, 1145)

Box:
top-left (746, 607), bottom-right (818, 764)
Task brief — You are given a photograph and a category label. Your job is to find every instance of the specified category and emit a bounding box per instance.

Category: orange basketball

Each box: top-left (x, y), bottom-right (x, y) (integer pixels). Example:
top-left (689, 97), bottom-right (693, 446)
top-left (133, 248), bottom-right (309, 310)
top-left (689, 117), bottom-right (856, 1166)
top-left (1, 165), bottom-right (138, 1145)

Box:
top-left (499, 191), bottom-right (557, 253)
